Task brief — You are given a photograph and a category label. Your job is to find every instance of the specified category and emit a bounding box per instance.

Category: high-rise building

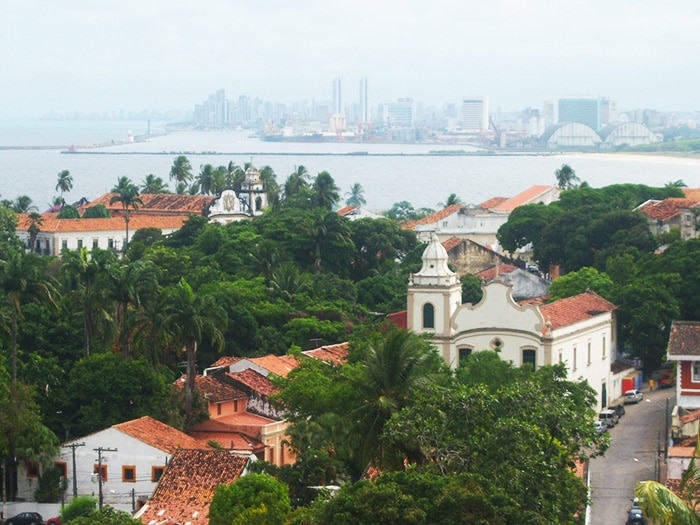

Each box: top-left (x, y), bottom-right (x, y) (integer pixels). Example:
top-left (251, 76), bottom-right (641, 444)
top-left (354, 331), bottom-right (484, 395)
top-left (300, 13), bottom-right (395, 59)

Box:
top-left (558, 97), bottom-right (602, 131)
top-left (332, 78), bottom-right (342, 114)
top-left (461, 97), bottom-right (489, 133)
top-left (383, 98), bottom-right (414, 128)
top-left (359, 78), bottom-right (369, 124)
top-left (193, 89), bottom-right (228, 126)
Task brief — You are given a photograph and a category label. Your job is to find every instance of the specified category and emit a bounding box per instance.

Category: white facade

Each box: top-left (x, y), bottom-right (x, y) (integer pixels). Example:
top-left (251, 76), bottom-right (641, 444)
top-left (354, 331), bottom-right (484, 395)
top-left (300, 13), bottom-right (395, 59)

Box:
top-left (461, 97), bottom-right (489, 132)
top-left (18, 428), bottom-right (174, 506)
top-left (407, 235), bottom-right (616, 408)
top-left (414, 206), bottom-right (509, 246)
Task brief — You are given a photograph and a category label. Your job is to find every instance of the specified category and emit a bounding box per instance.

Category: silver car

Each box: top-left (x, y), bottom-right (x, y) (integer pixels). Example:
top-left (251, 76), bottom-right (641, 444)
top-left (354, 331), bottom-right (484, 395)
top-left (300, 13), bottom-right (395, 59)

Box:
top-left (624, 389), bottom-right (643, 404)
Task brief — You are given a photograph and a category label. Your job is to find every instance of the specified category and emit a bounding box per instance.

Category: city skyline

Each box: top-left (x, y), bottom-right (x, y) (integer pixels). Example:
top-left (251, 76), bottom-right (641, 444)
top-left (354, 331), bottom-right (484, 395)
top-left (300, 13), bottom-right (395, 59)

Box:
top-left (2, 1), bottom-right (700, 118)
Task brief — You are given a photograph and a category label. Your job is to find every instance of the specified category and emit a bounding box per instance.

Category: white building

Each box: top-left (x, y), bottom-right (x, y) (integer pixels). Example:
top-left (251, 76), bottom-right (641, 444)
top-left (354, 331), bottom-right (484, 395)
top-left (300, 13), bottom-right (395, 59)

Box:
top-left (461, 97), bottom-right (489, 133)
top-left (407, 235), bottom-right (617, 408)
top-left (16, 416), bottom-right (208, 505)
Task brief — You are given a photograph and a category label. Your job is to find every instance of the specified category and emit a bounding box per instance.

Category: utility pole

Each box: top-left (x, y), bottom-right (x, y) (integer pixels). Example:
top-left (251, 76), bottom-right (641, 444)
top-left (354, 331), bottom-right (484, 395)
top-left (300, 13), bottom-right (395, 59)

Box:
top-left (94, 447), bottom-right (117, 509)
top-left (62, 442), bottom-right (85, 498)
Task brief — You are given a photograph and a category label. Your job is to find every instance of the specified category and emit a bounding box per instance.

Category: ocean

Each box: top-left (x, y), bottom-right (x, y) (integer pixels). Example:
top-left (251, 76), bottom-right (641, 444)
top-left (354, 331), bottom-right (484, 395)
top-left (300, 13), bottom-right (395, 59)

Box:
top-left (2, 118), bottom-right (700, 213)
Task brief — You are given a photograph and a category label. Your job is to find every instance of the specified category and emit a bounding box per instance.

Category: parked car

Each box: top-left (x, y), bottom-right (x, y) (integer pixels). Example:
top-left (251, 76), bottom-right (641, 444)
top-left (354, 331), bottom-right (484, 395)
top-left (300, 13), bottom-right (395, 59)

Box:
top-left (5, 512), bottom-right (43, 525)
top-left (594, 420), bottom-right (607, 434)
top-left (47, 517), bottom-right (62, 525)
top-left (627, 498), bottom-right (644, 525)
top-left (608, 404), bottom-right (626, 418)
top-left (599, 409), bottom-right (619, 428)
top-left (624, 389), bottom-right (644, 404)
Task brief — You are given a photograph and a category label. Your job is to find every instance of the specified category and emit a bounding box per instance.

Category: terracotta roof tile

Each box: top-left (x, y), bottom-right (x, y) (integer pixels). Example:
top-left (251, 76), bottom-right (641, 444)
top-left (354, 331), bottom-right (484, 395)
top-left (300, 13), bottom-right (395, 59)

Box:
top-left (190, 430), bottom-right (265, 453)
top-left (336, 205), bottom-right (358, 216)
top-left (539, 291), bottom-right (617, 331)
top-left (114, 416), bottom-right (210, 454)
top-left (441, 236), bottom-right (466, 252)
top-left (475, 264), bottom-right (519, 281)
top-left (136, 448), bottom-right (247, 525)
top-left (636, 198), bottom-right (700, 222)
top-left (87, 193), bottom-right (216, 215)
top-left (490, 185), bottom-right (558, 212)
top-left (683, 188), bottom-right (700, 201)
top-left (209, 356), bottom-right (242, 369)
top-left (226, 369), bottom-right (278, 397)
top-left (386, 310), bottom-right (408, 329)
top-left (668, 321), bottom-right (700, 357)
top-left (478, 196), bottom-right (508, 209)
top-left (680, 409), bottom-right (700, 424)
top-left (302, 342), bottom-right (350, 365)
top-left (16, 213), bottom-right (189, 233)
top-left (413, 204), bottom-right (464, 226)
top-left (249, 355), bottom-right (299, 378)
top-left (179, 375), bottom-right (246, 403)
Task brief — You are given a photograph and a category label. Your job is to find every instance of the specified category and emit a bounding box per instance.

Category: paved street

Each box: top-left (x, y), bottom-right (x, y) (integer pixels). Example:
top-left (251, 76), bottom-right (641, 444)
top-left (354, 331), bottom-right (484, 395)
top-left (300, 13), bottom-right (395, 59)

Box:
top-left (588, 387), bottom-right (674, 524)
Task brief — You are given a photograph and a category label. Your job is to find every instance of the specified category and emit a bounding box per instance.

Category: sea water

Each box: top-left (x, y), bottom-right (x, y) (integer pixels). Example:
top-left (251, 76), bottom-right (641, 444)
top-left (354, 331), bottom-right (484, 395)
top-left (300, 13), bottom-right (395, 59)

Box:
top-left (2, 119), bottom-right (700, 213)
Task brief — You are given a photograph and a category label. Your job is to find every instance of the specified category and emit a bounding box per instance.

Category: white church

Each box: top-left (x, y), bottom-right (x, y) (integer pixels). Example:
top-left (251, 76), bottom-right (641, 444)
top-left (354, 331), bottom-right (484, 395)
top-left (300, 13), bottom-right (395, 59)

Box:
top-left (407, 235), bottom-right (619, 408)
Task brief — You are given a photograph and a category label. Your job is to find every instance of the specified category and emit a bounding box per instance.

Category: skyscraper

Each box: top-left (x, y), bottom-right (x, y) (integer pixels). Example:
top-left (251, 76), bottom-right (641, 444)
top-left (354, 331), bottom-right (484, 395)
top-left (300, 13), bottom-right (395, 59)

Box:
top-left (359, 78), bottom-right (369, 124)
top-left (558, 97), bottom-right (601, 131)
top-left (332, 78), bottom-right (342, 114)
top-left (461, 97), bottom-right (488, 133)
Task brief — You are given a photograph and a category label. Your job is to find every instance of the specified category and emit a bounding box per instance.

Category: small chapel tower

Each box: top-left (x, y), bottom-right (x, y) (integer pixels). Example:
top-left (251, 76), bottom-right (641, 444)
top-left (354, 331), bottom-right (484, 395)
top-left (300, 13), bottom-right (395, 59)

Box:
top-left (241, 164), bottom-right (268, 216)
top-left (407, 234), bottom-right (462, 359)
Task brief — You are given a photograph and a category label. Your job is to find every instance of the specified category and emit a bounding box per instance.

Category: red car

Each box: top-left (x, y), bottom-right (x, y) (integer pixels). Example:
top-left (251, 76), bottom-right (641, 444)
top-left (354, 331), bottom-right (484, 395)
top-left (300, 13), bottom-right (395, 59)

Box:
top-left (47, 517), bottom-right (62, 525)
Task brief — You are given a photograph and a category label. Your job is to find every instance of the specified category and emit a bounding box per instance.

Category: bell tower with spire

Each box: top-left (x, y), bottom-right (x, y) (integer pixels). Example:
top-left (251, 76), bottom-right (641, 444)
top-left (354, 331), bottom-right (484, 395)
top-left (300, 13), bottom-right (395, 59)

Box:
top-left (407, 234), bottom-right (462, 359)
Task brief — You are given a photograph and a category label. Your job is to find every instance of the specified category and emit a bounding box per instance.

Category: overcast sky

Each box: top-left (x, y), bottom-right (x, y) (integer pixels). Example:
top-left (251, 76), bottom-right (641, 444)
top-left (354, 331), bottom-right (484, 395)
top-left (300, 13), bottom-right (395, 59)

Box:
top-left (2, 0), bottom-right (699, 117)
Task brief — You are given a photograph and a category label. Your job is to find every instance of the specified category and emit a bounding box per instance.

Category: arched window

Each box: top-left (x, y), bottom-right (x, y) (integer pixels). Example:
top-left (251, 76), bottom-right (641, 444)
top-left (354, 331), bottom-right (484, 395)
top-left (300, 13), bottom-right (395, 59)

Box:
top-left (422, 303), bottom-right (435, 329)
top-left (522, 349), bottom-right (536, 370)
top-left (255, 196), bottom-right (262, 211)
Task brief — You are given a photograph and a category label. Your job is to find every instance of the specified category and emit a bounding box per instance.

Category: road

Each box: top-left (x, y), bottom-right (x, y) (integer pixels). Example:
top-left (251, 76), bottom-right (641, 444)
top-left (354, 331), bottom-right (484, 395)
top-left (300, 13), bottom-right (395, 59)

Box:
top-left (588, 387), bottom-right (674, 524)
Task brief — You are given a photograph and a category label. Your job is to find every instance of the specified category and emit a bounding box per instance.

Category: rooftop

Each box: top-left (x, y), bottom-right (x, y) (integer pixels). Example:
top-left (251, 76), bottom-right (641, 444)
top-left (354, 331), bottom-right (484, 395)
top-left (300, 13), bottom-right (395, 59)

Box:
top-left (86, 193), bottom-right (216, 215)
top-left (114, 416), bottom-right (209, 454)
top-left (539, 291), bottom-right (617, 331)
top-left (668, 321), bottom-right (700, 357)
top-left (16, 213), bottom-right (189, 233)
top-left (636, 197), bottom-right (700, 222)
top-left (302, 342), bottom-right (350, 365)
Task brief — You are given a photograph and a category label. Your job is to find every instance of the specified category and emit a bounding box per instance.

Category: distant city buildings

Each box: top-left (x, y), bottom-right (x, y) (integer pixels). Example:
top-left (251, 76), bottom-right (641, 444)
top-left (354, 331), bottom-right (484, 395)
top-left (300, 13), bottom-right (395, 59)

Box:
top-left (461, 97), bottom-right (489, 133)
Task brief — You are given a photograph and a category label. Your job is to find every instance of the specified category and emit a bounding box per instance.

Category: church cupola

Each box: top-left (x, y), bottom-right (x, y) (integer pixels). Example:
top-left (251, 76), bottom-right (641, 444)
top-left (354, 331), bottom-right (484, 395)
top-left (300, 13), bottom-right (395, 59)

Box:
top-left (412, 233), bottom-right (459, 287)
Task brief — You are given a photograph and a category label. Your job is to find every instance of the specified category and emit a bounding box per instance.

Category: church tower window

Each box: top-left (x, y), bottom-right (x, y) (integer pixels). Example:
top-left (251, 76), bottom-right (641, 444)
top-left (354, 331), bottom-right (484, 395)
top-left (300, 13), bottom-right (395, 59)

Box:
top-left (422, 303), bottom-right (435, 329)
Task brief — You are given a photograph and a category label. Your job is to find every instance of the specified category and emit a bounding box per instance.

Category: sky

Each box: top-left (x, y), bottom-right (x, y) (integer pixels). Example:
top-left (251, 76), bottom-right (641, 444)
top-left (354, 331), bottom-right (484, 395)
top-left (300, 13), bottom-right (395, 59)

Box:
top-left (2, 0), bottom-right (700, 117)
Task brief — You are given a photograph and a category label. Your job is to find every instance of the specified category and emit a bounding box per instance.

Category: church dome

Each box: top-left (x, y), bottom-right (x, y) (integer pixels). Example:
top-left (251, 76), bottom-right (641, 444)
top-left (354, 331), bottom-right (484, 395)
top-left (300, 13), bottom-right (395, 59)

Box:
top-left (413, 234), bottom-right (459, 285)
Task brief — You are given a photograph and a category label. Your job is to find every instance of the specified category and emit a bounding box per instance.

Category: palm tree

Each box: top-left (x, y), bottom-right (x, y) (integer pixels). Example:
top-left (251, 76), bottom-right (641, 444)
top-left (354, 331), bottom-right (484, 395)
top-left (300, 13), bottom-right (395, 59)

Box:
top-left (311, 171), bottom-right (340, 210)
top-left (350, 328), bottom-right (437, 472)
top-left (555, 164), bottom-right (580, 190)
top-left (170, 155), bottom-right (193, 192)
top-left (110, 177), bottom-right (143, 252)
top-left (438, 193), bottom-right (463, 208)
top-left (12, 195), bottom-right (36, 214)
top-left (259, 165), bottom-right (280, 209)
top-left (635, 455), bottom-right (700, 524)
top-left (283, 165), bottom-right (310, 202)
top-left (345, 183), bottom-right (367, 207)
top-left (196, 164), bottom-right (217, 195)
top-left (224, 161), bottom-right (245, 192)
top-left (27, 212), bottom-right (43, 253)
top-left (0, 250), bottom-right (59, 381)
top-left (61, 247), bottom-right (116, 357)
top-left (55, 170), bottom-right (73, 205)
top-left (140, 174), bottom-right (169, 194)
top-left (159, 278), bottom-right (226, 429)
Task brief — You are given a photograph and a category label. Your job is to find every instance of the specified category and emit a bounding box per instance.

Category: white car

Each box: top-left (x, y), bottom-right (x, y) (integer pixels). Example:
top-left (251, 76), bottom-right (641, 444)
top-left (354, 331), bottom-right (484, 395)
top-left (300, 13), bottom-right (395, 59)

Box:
top-left (594, 420), bottom-right (607, 434)
top-left (624, 389), bottom-right (644, 404)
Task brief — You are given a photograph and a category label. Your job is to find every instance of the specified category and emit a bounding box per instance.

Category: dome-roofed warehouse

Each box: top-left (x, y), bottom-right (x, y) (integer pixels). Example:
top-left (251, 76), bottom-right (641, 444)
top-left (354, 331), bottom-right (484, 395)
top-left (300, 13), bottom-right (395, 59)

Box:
top-left (599, 122), bottom-right (660, 147)
top-left (540, 122), bottom-right (601, 148)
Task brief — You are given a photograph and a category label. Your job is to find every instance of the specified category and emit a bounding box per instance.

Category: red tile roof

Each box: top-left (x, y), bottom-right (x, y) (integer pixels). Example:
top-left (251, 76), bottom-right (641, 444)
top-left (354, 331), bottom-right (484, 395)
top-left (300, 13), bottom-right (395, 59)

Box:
top-left (683, 188), bottom-right (700, 201)
top-left (136, 448), bottom-right (247, 525)
top-left (441, 236), bottom-right (466, 252)
top-left (114, 416), bottom-right (209, 454)
top-left (302, 342), bottom-right (350, 365)
top-left (668, 321), bottom-right (700, 357)
top-left (637, 198), bottom-right (700, 222)
top-left (189, 430), bottom-right (265, 453)
top-left (178, 374), bottom-right (246, 403)
top-left (209, 356), bottom-right (242, 369)
top-left (336, 205), bottom-right (358, 217)
top-left (414, 204), bottom-right (464, 226)
top-left (386, 310), bottom-right (408, 329)
top-left (478, 196), bottom-right (508, 209)
top-left (475, 264), bottom-right (519, 281)
top-left (87, 193), bottom-right (216, 215)
top-left (195, 412), bottom-right (276, 428)
top-left (226, 369), bottom-right (278, 397)
top-left (16, 213), bottom-right (189, 233)
top-left (680, 409), bottom-right (700, 424)
top-left (249, 355), bottom-right (299, 378)
top-left (539, 291), bottom-right (617, 331)
top-left (490, 185), bottom-right (557, 212)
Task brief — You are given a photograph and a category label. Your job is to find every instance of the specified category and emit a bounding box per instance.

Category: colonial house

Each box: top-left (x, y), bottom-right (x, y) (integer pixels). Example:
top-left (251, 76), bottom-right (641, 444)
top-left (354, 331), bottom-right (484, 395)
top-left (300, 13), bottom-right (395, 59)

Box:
top-left (406, 234), bottom-right (617, 408)
top-left (474, 264), bottom-right (550, 302)
top-left (441, 236), bottom-right (513, 276)
top-left (406, 185), bottom-right (560, 249)
top-left (134, 448), bottom-right (249, 525)
top-left (635, 198), bottom-right (700, 240)
top-left (666, 320), bottom-right (700, 409)
top-left (16, 416), bottom-right (209, 505)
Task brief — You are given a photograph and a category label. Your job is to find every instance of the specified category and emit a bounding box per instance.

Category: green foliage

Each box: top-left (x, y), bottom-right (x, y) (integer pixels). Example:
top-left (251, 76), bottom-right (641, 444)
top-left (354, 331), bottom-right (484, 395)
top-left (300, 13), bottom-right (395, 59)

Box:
top-left (64, 505), bottom-right (142, 525)
top-left (82, 204), bottom-right (111, 218)
top-left (164, 214), bottom-right (209, 248)
top-left (496, 203), bottom-right (562, 254)
top-left (460, 273), bottom-right (483, 304)
top-left (34, 464), bottom-right (66, 502)
top-left (209, 473), bottom-right (291, 525)
top-left (61, 353), bottom-right (171, 436)
top-left (61, 495), bottom-right (97, 522)
top-left (548, 266), bottom-right (614, 301)
top-left (57, 205), bottom-right (80, 219)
